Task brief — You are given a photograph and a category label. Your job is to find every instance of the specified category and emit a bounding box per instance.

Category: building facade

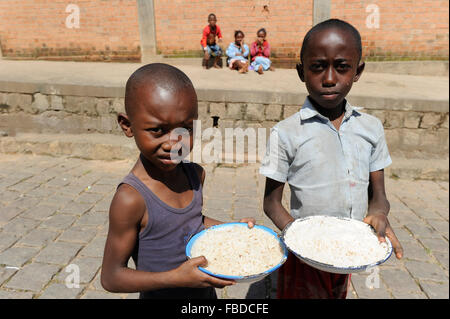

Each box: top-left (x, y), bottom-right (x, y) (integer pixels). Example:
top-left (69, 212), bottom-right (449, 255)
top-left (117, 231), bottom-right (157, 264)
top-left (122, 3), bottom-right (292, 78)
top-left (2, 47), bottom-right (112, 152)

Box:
top-left (0, 0), bottom-right (448, 64)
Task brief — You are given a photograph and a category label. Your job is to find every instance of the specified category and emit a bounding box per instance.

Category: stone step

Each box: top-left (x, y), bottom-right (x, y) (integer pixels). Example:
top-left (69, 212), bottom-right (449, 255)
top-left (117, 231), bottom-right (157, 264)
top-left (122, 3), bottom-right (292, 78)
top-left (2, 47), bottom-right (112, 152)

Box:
top-left (1, 132), bottom-right (448, 181)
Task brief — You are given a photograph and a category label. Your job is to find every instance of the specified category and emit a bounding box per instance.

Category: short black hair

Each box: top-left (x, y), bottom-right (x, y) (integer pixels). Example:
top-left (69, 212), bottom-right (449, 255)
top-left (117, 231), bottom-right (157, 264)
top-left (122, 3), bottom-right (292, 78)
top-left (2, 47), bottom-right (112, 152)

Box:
top-left (125, 63), bottom-right (195, 118)
top-left (300, 19), bottom-right (362, 63)
top-left (257, 28), bottom-right (267, 36)
top-left (234, 30), bottom-right (244, 38)
top-left (208, 13), bottom-right (216, 20)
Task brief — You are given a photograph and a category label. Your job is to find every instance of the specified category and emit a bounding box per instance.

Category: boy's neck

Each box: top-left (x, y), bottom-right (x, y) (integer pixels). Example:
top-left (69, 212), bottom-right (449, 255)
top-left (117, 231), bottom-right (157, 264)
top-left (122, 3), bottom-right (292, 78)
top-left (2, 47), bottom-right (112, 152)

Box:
top-left (309, 97), bottom-right (346, 122)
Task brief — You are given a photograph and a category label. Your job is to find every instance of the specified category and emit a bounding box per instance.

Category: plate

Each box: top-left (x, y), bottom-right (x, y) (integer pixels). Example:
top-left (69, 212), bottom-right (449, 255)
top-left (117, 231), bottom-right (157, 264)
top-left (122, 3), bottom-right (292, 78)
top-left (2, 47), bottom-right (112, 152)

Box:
top-left (281, 216), bottom-right (393, 274)
top-left (186, 222), bottom-right (288, 283)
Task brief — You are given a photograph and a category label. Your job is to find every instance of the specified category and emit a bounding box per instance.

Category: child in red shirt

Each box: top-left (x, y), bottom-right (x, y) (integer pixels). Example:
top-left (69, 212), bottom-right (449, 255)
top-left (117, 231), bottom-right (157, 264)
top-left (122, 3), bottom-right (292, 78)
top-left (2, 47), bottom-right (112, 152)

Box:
top-left (201, 13), bottom-right (223, 69)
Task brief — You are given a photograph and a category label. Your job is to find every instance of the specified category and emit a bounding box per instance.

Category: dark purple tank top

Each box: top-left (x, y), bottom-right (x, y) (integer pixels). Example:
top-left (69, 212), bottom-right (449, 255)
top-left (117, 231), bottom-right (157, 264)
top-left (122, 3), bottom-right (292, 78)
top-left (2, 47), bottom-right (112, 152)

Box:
top-left (119, 162), bottom-right (216, 299)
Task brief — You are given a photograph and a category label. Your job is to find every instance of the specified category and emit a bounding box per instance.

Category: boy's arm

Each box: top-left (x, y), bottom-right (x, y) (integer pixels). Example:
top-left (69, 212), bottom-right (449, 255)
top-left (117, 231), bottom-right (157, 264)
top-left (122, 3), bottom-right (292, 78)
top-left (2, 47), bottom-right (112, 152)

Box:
top-left (363, 169), bottom-right (403, 259)
top-left (101, 184), bottom-right (234, 293)
top-left (216, 25), bottom-right (222, 42)
top-left (242, 44), bottom-right (250, 58)
top-left (263, 177), bottom-right (294, 231)
top-left (201, 27), bottom-right (208, 48)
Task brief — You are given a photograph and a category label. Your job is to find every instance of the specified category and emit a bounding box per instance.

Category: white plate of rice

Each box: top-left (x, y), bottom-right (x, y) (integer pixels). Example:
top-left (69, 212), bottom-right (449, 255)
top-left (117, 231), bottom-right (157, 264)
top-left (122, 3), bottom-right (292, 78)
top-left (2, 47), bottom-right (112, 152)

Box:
top-left (281, 215), bottom-right (393, 274)
top-left (186, 223), bottom-right (288, 282)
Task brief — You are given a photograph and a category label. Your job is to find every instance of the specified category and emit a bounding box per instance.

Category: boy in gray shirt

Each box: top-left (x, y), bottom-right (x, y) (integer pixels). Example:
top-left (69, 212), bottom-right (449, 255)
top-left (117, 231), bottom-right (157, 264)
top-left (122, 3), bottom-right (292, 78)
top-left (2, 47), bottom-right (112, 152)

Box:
top-left (260, 19), bottom-right (403, 298)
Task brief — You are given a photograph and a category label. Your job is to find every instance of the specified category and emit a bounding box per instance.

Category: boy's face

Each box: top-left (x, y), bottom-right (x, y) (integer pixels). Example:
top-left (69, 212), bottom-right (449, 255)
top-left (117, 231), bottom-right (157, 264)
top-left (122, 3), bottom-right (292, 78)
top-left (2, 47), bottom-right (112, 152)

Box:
top-left (235, 33), bottom-right (244, 44)
top-left (297, 28), bottom-right (364, 110)
top-left (208, 16), bottom-right (217, 27)
top-left (121, 84), bottom-right (198, 172)
top-left (257, 31), bottom-right (266, 43)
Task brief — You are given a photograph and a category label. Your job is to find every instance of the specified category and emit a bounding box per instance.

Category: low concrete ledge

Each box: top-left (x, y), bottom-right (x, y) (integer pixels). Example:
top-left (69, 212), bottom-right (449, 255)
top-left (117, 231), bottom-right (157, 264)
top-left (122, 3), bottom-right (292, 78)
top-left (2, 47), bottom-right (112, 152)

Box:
top-left (0, 81), bottom-right (124, 99)
top-left (1, 81), bottom-right (448, 113)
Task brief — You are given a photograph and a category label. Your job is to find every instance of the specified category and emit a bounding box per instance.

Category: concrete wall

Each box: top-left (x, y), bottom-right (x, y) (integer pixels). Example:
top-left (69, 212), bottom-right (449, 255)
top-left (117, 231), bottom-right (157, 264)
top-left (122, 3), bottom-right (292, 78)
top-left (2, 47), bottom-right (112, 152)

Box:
top-left (0, 90), bottom-right (448, 159)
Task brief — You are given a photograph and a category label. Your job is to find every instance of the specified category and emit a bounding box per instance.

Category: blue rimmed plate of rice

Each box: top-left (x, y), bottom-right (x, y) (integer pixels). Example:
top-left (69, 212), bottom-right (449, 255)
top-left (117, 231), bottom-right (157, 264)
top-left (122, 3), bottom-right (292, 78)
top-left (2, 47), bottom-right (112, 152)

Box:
top-left (186, 222), bottom-right (288, 283)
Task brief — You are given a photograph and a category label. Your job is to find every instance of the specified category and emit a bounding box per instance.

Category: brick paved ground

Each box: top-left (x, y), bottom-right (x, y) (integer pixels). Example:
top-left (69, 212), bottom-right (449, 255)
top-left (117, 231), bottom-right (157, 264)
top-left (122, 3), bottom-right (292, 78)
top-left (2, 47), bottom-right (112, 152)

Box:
top-left (0, 154), bottom-right (448, 299)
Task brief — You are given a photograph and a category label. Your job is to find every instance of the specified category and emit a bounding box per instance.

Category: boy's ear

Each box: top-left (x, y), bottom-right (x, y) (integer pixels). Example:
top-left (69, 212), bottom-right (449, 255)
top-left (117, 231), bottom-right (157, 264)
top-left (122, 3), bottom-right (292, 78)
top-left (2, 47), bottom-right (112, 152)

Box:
top-left (118, 113), bottom-right (134, 138)
top-left (296, 63), bottom-right (305, 82)
top-left (353, 61), bottom-right (365, 82)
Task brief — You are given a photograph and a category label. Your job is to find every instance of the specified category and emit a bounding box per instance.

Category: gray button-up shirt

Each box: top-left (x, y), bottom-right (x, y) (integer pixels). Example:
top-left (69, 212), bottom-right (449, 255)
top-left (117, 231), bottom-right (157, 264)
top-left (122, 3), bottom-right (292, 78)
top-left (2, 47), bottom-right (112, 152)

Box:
top-left (259, 97), bottom-right (392, 221)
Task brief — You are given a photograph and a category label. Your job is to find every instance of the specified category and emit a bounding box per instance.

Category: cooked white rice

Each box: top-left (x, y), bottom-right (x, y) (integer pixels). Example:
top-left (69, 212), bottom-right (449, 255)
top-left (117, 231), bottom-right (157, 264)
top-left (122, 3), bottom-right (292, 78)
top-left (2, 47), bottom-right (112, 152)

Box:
top-left (190, 225), bottom-right (285, 276)
top-left (284, 216), bottom-right (389, 268)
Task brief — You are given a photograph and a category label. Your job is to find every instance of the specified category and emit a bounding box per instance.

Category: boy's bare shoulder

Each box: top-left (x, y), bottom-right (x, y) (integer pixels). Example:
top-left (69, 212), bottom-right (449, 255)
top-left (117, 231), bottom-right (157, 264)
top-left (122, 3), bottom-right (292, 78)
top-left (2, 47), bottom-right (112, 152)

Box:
top-left (109, 183), bottom-right (146, 223)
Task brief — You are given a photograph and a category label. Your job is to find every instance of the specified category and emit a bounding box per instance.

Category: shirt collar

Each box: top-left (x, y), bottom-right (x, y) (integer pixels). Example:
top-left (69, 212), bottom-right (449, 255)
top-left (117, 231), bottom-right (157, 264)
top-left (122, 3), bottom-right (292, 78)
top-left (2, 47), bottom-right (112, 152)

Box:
top-left (299, 97), bottom-right (361, 121)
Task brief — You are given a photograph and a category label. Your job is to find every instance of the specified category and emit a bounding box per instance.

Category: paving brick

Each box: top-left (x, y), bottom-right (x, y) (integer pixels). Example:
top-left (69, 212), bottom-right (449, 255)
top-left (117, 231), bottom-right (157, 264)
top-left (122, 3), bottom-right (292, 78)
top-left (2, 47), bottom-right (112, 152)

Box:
top-left (1, 217), bottom-right (40, 236)
top-left (404, 223), bottom-right (442, 239)
top-left (25, 186), bottom-right (56, 198)
top-left (59, 202), bottom-right (93, 216)
top-left (84, 183), bottom-right (115, 194)
top-left (0, 266), bottom-right (18, 285)
top-left (204, 198), bottom-right (232, 211)
top-left (202, 207), bottom-right (230, 221)
top-left (39, 213), bottom-right (77, 231)
top-left (5, 262), bottom-right (60, 292)
top-left (8, 182), bottom-right (40, 194)
top-left (54, 256), bottom-right (101, 284)
top-left (44, 193), bottom-right (77, 208)
top-left (401, 240), bottom-right (434, 262)
top-left (38, 282), bottom-right (84, 299)
top-left (391, 290), bottom-right (428, 299)
top-left (34, 242), bottom-right (83, 265)
top-left (420, 281), bottom-right (449, 299)
top-left (0, 205), bottom-right (25, 224)
top-left (391, 226), bottom-right (415, 242)
top-left (224, 282), bottom-right (252, 299)
top-left (351, 271), bottom-right (393, 299)
top-left (75, 192), bottom-right (104, 204)
top-left (404, 260), bottom-right (449, 282)
top-left (432, 251), bottom-right (449, 270)
top-left (46, 177), bottom-right (71, 187)
top-left (74, 211), bottom-right (108, 227)
top-left (57, 184), bottom-right (87, 196)
top-left (0, 289), bottom-right (34, 299)
top-left (418, 237), bottom-right (449, 253)
top-left (57, 226), bottom-right (97, 244)
top-left (380, 268), bottom-right (422, 294)
top-left (0, 232), bottom-right (21, 252)
top-left (92, 198), bottom-right (113, 212)
top-left (79, 236), bottom-right (107, 258)
top-left (0, 190), bottom-right (21, 203)
top-left (426, 219), bottom-right (449, 237)
top-left (81, 290), bottom-right (123, 299)
top-left (18, 228), bottom-right (59, 247)
top-left (20, 204), bottom-right (57, 221)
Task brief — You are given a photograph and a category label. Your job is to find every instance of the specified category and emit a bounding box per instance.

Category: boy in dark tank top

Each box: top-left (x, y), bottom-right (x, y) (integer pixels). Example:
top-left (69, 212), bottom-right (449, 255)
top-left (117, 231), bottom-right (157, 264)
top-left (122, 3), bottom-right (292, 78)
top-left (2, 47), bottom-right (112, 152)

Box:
top-left (100, 63), bottom-right (255, 299)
